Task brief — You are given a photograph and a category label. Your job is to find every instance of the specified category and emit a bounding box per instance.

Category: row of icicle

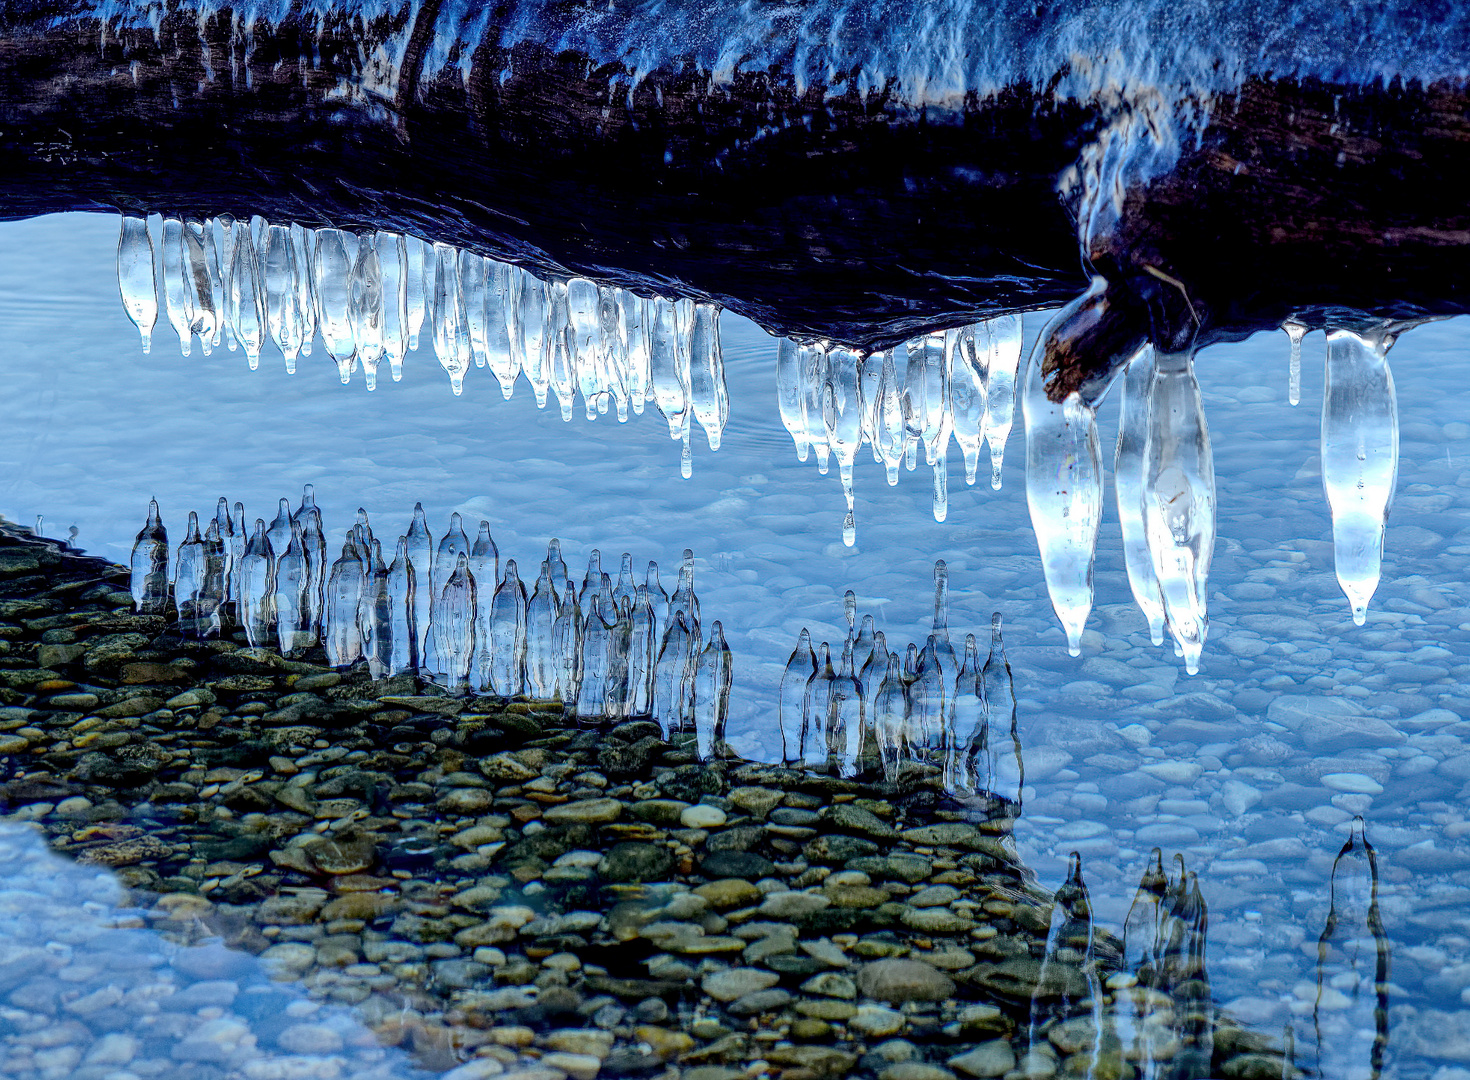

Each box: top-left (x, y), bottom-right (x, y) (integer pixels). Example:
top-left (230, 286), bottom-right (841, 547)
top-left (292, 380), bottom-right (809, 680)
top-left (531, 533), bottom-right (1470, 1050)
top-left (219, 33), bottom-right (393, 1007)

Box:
top-left (1025, 279), bottom-right (1401, 673)
top-left (115, 214), bottom-right (730, 477)
top-left (127, 488), bottom-right (732, 738)
top-left (775, 317), bottom-right (1023, 544)
top-left (778, 561), bottom-right (1023, 802)
top-left (1032, 817), bottom-right (1385, 1080)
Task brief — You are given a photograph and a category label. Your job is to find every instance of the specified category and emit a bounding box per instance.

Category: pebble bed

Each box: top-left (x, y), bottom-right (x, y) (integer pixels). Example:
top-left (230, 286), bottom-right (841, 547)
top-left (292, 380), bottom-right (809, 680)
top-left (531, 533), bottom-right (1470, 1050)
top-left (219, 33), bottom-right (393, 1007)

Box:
top-left (0, 524), bottom-right (1316, 1080)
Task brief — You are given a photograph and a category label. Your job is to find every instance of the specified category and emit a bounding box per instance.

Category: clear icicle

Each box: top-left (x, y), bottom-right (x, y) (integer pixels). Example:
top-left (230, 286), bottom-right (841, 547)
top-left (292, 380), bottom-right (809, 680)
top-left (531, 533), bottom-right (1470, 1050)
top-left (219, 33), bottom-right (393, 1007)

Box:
top-left (1142, 346), bottom-right (1216, 673)
top-left (873, 651), bottom-right (908, 781)
top-left (1284, 318), bottom-right (1308, 406)
top-left (801, 643), bottom-right (835, 769)
top-left (825, 346), bottom-right (863, 544)
top-left (670, 549), bottom-right (700, 638)
top-left (800, 343), bottom-right (831, 474)
top-left (576, 598), bottom-right (612, 718)
top-left (599, 285), bottom-right (629, 421)
top-left (931, 560), bottom-right (959, 693)
top-left (644, 560), bottom-right (669, 639)
top-left (461, 249), bottom-right (490, 371)
top-left (524, 561), bottom-right (559, 698)
top-left (262, 225), bottom-right (305, 371)
top-left (228, 500), bottom-right (246, 603)
top-left (628, 586), bottom-right (658, 716)
top-left (162, 218), bottom-right (192, 356)
top-left (486, 261), bottom-right (521, 398)
top-left (349, 239), bottom-right (385, 390)
top-left (551, 591), bottom-right (583, 704)
top-left (117, 215), bottom-right (158, 353)
top-left (182, 220), bottom-right (221, 355)
top-left (691, 621), bottom-right (732, 760)
top-left (859, 630), bottom-right (890, 711)
top-left (547, 279), bottom-right (576, 421)
top-left (227, 222), bottom-right (267, 369)
top-left (907, 635), bottom-right (948, 766)
top-left (404, 235), bottom-right (427, 353)
top-left (290, 224), bottom-right (317, 356)
top-left (212, 497), bottom-right (235, 604)
top-left (325, 538), bottom-right (366, 668)
top-left (621, 288), bottom-right (651, 415)
top-left (780, 628), bottom-right (817, 766)
top-left (949, 324), bottom-right (988, 486)
top-left (517, 269), bottom-right (551, 408)
top-left (1029, 854), bottom-right (1101, 1057)
top-left (944, 634), bottom-right (985, 796)
top-left (488, 560), bottom-right (528, 698)
top-left (873, 350), bottom-right (906, 485)
top-left (827, 641), bottom-right (864, 777)
top-left (468, 521), bottom-right (499, 687)
top-left (433, 241), bottom-right (471, 394)
top-left (265, 497), bottom-right (293, 562)
top-left (295, 498), bottom-right (327, 640)
top-left (376, 232), bottom-right (409, 382)
top-left (312, 229), bottom-right (357, 381)
top-left (129, 498), bottom-right (170, 614)
top-left (578, 550), bottom-right (604, 620)
top-left (215, 217), bottom-right (239, 354)
top-left (1314, 817), bottom-right (1388, 1080)
top-left (1023, 302), bottom-right (1105, 657)
top-left (650, 296), bottom-right (691, 440)
top-left (851, 613), bottom-right (876, 675)
top-left (1322, 326), bottom-right (1399, 627)
top-left (982, 314), bottom-right (1024, 489)
top-left (405, 503), bottom-right (435, 668)
top-left (238, 518), bottom-right (275, 649)
top-left (567, 277), bottom-right (603, 419)
top-left (1115, 346), bottom-right (1167, 645)
top-left (612, 553), bottom-right (638, 612)
top-left (652, 610), bottom-right (697, 738)
top-left (377, 537), bottom-right (416, 678)
top-left (776, 337), bottom-right (809, 461)
top-left (429, 514), bottom-right (470, 671)
top-left (273, 518), bottom-right (313, 657)
top-left (981, 613), bottom-right (1022, 807)
top-left (173, 512), bottom-right (207, 637)
top-left (433, 551), bottom-right (476, 693)
top-left (689, 303), bottom-right (728, 450)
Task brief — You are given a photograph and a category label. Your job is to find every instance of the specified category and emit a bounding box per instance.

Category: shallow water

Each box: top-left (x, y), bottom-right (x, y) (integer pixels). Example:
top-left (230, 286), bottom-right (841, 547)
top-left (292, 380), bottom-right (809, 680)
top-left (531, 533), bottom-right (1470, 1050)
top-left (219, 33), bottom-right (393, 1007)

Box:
top-left (3, 211), bottom-right (1470, 1077)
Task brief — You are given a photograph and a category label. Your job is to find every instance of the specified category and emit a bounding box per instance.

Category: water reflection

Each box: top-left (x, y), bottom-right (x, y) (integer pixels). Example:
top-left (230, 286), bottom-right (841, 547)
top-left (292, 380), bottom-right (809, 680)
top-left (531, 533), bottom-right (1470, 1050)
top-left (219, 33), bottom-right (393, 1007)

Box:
top-left (0, 522), bottom-right (1403, 1080)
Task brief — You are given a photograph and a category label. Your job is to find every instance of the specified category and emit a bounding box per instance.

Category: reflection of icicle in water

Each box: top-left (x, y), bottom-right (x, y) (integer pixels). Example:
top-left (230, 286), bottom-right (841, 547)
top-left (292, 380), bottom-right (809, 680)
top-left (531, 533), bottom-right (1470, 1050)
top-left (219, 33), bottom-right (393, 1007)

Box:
top-left (1141, 346), bottom-right (1215, 674)
top-left (1115, 346), bottom-right (1167, 646)
top-left (116, 216), bottom-right (157, 353)
top-left (1322, 326), bottom-right (1399, 626)
top-left (1023, 305), bottom-right (1104, 657)
top-left (1284, 318), bottom-right (1308, 407)
top-left (1315, 817), bottom-right (1388, 1080)
top-left (1028, 853), bottom-right (1101, 1066)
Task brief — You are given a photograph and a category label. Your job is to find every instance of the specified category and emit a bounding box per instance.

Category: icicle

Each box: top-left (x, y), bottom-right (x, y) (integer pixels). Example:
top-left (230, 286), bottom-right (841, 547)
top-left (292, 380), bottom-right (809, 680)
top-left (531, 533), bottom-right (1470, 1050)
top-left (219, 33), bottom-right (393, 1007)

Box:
top-left (949, 324), bottom-right (987, 486)
top-left (404, 235), bottom-right (427, 353)
top-left (597, 284), bottom-right (629, 420)
top-left (907, 635), bottom-right (948, 766)
top-left (524, 561), bottom-right (559, 698)
top-left (858, 630), bottom-right (889, 710)
top-left (161, 218), bottom-right (191, 356)
top-left (567, 277), bottom-right (603, 419)
top-left (1023, 301), bottom-right (1106, 656)
top-left (825, 346), bottom-right (863, 544)
top-left (777, 337), bottom-right (809, 461)
top-left (432, 241), bottom-right (471, 394)
top-left (620, 288), bottom-right (650, 415)
top-left (261, 225), bottom-right (304, 371)
top-left (609, 553), bottom-right (636, 612)
top-left (325, 538), bottom-right (366, 668)
top-left (827, 641), bottom-right (864, 777)
top-left (578, 550), bottom-right (604, 620)
top-left (1029, 854), bottom-right (1100, 1053)
top-left (1322, 326), bottom-right (1399, 626)
top-left (644, 560), bottom-right (669, 638)
top-left (800, 343), bottom-right (831, 475)
top-left (485, 559), bottom-right (526, 697)
top-left (649, 296), bottom-right (691, 440)
top-left (129, 499), bottom-right (170, 614)
top-left (211, 498), bottom-right (234, 606)
top-left (944, 635), bottom-right (984, 796)
top-left (931, 560), bottom-right (959, 690)
top-left (485, 261), bottom-right (521, 398)
top-left (460, 249), bottom-right (490, 372)
top-left (851, 613), bottom-right (876, 675)
top-left (1284, 318), bottom-right (1307, 406)
top-left (310, 229), bottom-right (356, 381)
top-left (273, 518), bottom-right (312, 656)
top-left (263, 497), bottom-right (293, 562)
top-left (1115, 346), bottom-right (1167, 645)
top-left (517, 269), bottom-right (551, 407)
top-left (981, 314), bottom-right (1024, 489)
top-left (468, 521), bottom-right (499, 686)
top-left (689, 303), bottom-right (729, 450)
top-left (215, 217), bottom-right (239, 354)
top-left (980, 613), bottom-right (1022, 806)
top-left (172, 513), bottom-right (207, 637)
top-left (238, 518), bottom-right (275, 649)
top-left (432, 552), bottom-right (476, 693)
top-left (376, 232), bottom-right (409, 383)
top-left (873, 652), bottom-right (908, 781)
top-left (628, 585), bottom-right (658, 716)
top-left (780, 628), bottom-right (817, 765)
top-left (873, 350), bottom-right (906, 485)
top-left (663, 613), bottom-right (719, 753)
top-left (905, 331), bottom-right (952, 520)
top-left (226, 222), bottom-right (267, 369)
top-left (652, 610), bottom-right (696, 737)
top-left (575, 597), bottom-right (612, 718)
top-left (669, 549), bottom-right (700, 638)
top-left (183, 220), bottom-right (221, 355)
top-left (228, 500), bottom-right (246, 604)
top-left (801, 643), bottom-right (836, 769)
top-left (551, 590), bottom-right (583, 703)
top-left (405, 504), bottom-right (435, 669)
top-left (547, 279), bottom-right (576, 420)
top-left (1142, 346), bottom-right (1215, 673)
top-left (296, 502), bottom-right (327, 640)
top-left (1314, 817), bottom-right (1387, 1080)
top-left (289, 225), bottom-right (316, 357)
top-left (117, 215), bottom-right (158, 353)
top-left (349, 239), bottom-right (385, 390)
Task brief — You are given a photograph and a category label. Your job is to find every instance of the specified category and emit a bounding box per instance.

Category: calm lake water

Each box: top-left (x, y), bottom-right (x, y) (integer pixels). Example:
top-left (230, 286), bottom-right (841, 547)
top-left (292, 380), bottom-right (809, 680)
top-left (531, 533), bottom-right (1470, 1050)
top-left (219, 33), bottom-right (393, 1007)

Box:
top-left (2, 210), bottom-right (1469, 1078)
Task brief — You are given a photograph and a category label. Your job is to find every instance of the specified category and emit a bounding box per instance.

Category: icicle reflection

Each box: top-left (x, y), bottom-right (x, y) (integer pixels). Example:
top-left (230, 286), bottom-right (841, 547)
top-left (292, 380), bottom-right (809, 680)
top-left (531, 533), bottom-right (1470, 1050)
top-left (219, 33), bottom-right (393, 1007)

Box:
top-left (127, 491), bottom-right (726, 730)
top-left (1314, 817), bottom-right (1389, 1080)
top-left (113, 214), bottom-right (730, 476)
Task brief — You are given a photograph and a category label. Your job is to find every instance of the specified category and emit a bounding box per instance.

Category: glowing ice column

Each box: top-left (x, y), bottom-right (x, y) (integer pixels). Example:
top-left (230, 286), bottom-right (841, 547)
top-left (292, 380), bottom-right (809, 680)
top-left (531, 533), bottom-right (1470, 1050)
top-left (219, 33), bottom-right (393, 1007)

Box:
top-left (129, 498), bottom-right (169, 614)
top-left (1023, 306), bottom-right (1104, 656)
top-left (948, 325), bottom-right (987, 486)
top-left (1283, 318), bottom-right (1307, 406)
top-left (981, 314), bottom-right (1023, 489)
top-left (227, 222), bottom-right (267, 370)
top-left (117, 215), bottom-right (157, 352)
top-left (689, 303), bottom-right (729, 451)
top-left (1114, 346), bottom-right (1166, 646)
top-left (905, 331), bottom-right (953, 521)
top-left (325, 539), bottom-right (366, 668)
top-left (161, 218), bottom-right (192, 356)
top-left (692, 621), bottom-right (732, 760)
top-left (800, 343), bottom-right (831, 475)
top-left (348, 240), bottom-right (385, 389)
top-left (780, 628), bottom-right (816, 765)
top-left (1314, 817), bottom-right (1388, 1080)
top-left (376, 232), bottom-right (409, 382)
top-left (1142, 346), bottom-right (1215, 673)
top-left (872, 351), bottom-right (906, 484)
top-left (825, 346), bottom-right (863, 545)
top-left (568, 277), bottom-right (603, 419)
top-left (650, 297), bottom-right (693, 472)
top-left (775, 339), bottom-right (808, 459)
top-left (1322, 326), bottom-right (1398, 626)
top-left (237, 519), bottom-right (275, 650)
top-left (433, 241), bottom-right (471, 395)
top-left (261, 225), bottom-right (305, 372)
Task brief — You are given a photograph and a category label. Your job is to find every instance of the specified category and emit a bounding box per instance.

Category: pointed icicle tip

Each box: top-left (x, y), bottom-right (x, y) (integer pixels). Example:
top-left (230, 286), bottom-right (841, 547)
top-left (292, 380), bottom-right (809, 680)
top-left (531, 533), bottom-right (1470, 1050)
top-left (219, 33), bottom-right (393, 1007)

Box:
top-left (1066, 851), bottom-right (1085, 885)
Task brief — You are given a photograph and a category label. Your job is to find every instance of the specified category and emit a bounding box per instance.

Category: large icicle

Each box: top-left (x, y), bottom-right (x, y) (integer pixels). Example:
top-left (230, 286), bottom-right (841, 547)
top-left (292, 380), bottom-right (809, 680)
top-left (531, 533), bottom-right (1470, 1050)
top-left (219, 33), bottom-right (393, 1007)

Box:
top-left (1283, 318), bottom-right (1307, 407)
top-left (1023, 298), bottom-right (1106, 656)
top-left (980, 314), bottom-right (1023, 489)
top-left (116, 215), bottom-right (157, 353)
top-left (1141, 345), bottom-right (1215, 673)
top-left (1321, 326), bottom-right (1399, 626)
top-left (1113, 346), bottom-right (1167, 645)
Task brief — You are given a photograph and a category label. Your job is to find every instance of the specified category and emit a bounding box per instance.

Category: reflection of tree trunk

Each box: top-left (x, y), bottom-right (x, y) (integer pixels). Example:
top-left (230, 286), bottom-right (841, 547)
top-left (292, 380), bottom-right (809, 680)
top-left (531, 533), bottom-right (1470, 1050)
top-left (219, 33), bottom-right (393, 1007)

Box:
top-left (1, 8), bottom-right (1469, 364)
